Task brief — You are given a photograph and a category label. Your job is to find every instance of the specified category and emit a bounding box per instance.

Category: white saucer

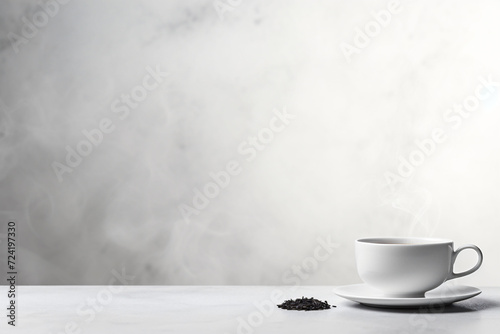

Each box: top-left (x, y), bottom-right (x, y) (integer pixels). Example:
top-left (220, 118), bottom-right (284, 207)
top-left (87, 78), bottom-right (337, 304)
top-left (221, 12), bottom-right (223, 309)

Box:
top-left (334, 284), bottom-right (481, 308)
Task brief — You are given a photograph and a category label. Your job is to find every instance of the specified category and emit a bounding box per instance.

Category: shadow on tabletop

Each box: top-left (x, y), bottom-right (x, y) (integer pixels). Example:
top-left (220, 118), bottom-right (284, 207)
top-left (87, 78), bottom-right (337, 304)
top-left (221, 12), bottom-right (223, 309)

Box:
top-left (346, 296), bottom-right (500, 314)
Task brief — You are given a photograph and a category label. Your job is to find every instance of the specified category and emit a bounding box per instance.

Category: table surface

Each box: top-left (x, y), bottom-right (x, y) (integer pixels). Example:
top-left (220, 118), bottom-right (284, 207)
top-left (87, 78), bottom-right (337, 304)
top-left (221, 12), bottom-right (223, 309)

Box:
top-left (1, 285), bottom-right (499, 333)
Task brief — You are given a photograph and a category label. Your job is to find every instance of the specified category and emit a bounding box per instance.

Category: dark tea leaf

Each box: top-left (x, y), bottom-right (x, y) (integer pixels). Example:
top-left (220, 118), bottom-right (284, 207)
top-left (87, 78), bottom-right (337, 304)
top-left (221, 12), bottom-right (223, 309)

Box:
top-left (277, 297), bottom-right (335, 311)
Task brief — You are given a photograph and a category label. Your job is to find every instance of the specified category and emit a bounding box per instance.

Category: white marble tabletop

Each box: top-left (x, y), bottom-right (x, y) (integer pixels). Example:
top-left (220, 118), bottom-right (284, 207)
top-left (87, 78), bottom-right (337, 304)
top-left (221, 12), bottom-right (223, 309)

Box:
top-left (1, 285), bottom-right (499, 333)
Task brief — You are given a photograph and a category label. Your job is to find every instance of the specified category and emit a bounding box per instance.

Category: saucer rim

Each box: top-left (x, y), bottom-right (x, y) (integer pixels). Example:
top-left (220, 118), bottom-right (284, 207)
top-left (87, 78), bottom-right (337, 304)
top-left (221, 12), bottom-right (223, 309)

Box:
top-left (334, 284), bottom-right (481, 308)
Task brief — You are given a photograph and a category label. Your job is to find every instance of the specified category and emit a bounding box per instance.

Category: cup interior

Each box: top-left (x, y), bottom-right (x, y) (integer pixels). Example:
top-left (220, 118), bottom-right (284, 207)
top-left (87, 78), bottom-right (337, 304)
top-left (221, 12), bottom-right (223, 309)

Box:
top-left (357, 237), bottom-right (452, 245)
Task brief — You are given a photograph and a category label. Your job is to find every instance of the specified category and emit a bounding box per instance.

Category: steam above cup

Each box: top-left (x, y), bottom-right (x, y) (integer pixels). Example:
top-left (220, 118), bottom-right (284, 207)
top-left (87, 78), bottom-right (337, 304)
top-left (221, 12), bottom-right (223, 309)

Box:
top-left (355, 237), bottom-right (483, 298)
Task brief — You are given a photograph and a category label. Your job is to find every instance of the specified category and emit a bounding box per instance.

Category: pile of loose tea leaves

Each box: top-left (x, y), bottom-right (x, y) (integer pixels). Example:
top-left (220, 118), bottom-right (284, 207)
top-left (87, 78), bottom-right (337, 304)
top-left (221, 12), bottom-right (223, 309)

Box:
top-left (277, 297), bottom-right (335, 311)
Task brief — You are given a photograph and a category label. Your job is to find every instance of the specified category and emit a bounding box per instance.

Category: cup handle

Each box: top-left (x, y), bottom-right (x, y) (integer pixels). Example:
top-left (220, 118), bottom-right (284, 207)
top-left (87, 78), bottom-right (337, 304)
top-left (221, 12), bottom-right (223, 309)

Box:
top-left (447, 244), bottom-right (483, 280)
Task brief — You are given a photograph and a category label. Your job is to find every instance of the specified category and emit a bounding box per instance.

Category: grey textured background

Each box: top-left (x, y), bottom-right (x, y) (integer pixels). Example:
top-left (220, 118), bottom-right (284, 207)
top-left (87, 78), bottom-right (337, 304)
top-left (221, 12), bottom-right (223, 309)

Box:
top-left (0, 0), bottom-right (499, 285)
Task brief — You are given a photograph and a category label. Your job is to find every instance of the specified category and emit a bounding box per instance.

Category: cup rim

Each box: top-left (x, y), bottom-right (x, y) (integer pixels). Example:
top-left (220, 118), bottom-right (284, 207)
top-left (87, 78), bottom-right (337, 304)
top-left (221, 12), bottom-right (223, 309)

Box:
top-left (356, 237), bottom-right (453, 245)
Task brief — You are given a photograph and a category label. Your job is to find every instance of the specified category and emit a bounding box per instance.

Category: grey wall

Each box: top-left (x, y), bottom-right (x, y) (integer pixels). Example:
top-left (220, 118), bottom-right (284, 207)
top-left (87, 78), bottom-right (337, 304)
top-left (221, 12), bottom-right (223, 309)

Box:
top-left (0, 0), bottom-right (499, 285)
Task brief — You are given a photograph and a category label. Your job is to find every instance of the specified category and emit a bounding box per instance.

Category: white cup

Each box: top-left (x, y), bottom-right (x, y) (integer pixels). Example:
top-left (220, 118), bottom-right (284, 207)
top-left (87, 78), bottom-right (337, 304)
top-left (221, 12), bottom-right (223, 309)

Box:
top-left (356, 237), bottom-right (483, 298)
